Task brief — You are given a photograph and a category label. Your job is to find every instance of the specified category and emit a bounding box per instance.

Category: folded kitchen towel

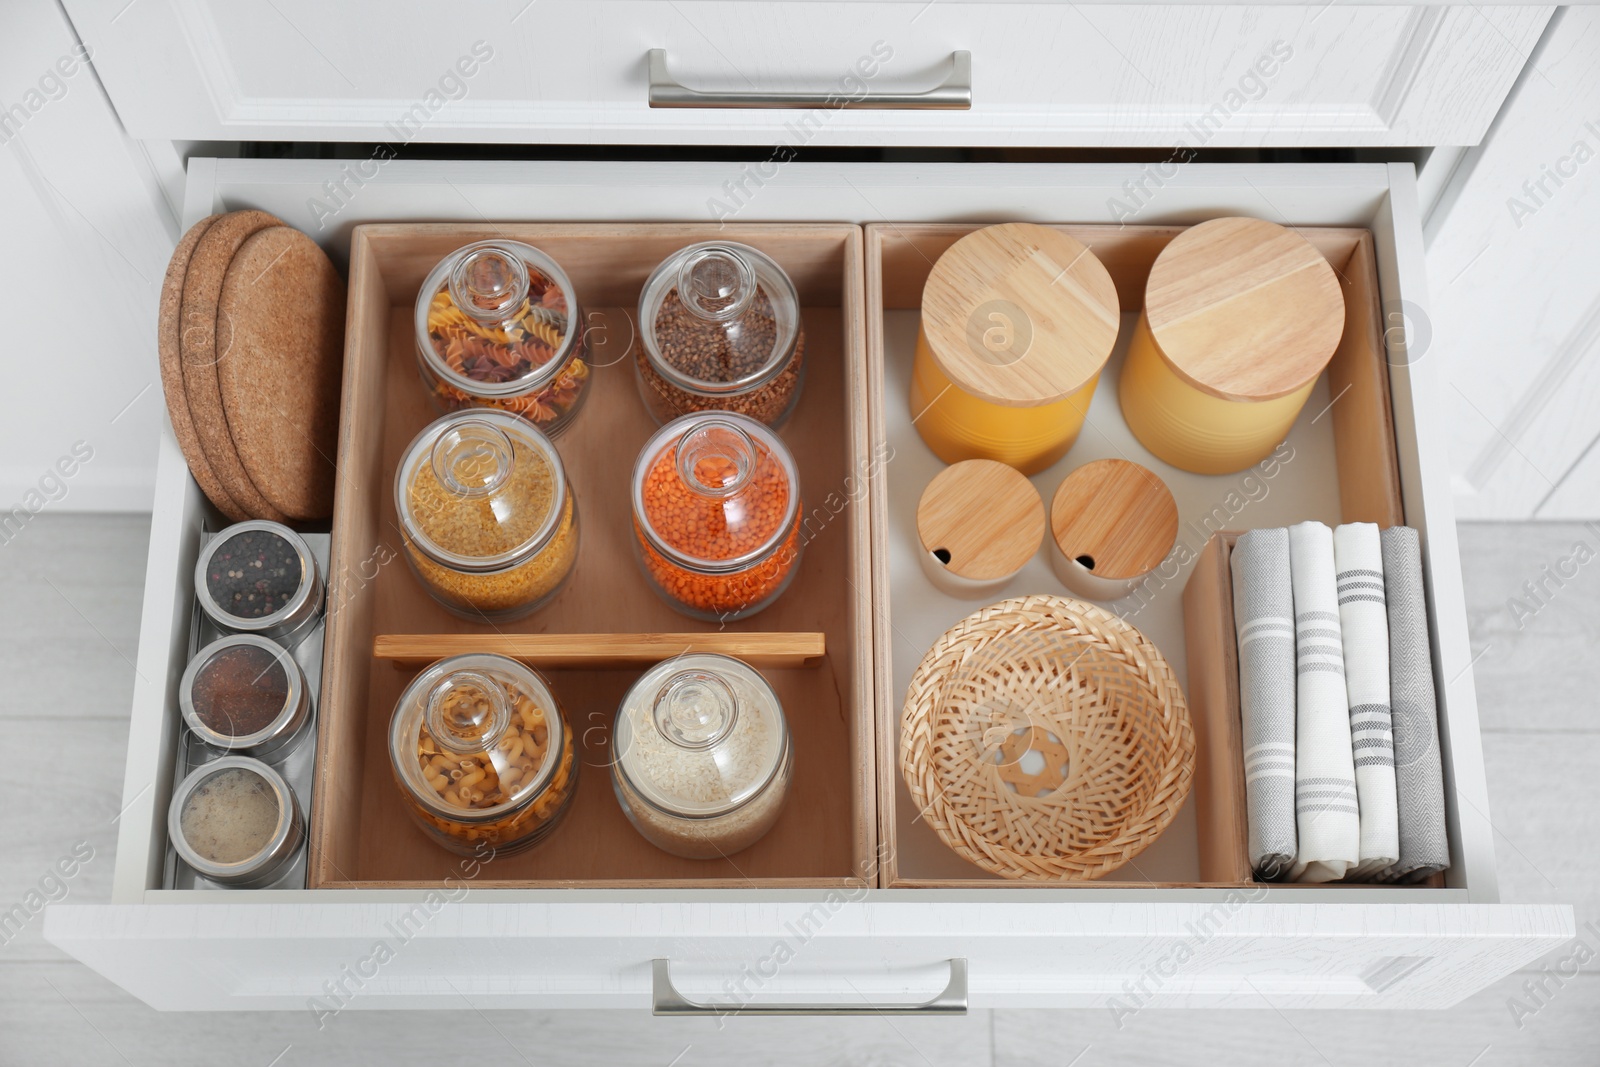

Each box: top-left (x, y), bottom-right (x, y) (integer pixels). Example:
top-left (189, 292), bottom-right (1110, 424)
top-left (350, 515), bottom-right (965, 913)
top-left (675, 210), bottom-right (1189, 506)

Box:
top-left (1231, 528), bottom-right (1298, 880)
top-left (1379, 526), bottom-right (1450, 881)
top-left (1334, 523), bottom-right (1399, 878)
top-left (1288, 521), bottom-right (1360, 883)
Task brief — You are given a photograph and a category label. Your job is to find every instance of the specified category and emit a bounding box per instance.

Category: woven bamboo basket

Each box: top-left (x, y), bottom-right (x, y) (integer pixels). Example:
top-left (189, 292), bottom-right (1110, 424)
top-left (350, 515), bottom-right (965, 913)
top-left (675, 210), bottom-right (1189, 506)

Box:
top-left (900, 595), bottom-right (1195, 880)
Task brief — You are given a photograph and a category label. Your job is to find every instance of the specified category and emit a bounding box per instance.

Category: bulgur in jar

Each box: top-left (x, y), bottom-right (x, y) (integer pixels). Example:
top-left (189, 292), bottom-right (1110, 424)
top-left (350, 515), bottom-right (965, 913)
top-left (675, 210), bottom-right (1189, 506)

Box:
top-left (389, 653), bottom-right (577, 857)
top-left (396, 410), bottom-right (579, 621)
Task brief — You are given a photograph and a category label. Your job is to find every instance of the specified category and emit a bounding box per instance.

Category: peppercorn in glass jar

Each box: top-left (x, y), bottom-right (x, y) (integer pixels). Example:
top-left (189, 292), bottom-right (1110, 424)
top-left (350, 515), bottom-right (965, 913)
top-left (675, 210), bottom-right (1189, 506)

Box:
top-left (631, 412), bottom-right (802, 622)
top-left (389, 653), bottom-right (577, 857)
top-left (612, 654), bottom-right (793, 860)
top-left (414, 240), bottom-right (591, 435)
top-left (635, 241), bottom-right (805, 427)
top-left (396, 410), bottom-right (579, 621)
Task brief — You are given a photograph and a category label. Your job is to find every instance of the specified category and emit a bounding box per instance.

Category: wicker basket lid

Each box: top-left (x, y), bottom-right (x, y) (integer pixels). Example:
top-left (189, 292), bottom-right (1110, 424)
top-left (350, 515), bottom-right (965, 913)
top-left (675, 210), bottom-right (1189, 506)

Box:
top-left (900, 595), bottom-right (1194, 880)
top-left (920, 224), bottom-right (1121, 408)
top-left (1143, 216), bottom-right (1345, 402)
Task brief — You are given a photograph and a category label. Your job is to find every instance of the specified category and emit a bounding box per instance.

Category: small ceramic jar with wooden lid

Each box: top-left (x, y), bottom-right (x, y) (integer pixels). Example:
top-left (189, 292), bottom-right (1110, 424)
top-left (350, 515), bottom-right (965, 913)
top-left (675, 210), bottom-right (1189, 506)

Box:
top-left (1049, 459), bottom-right (1179, 602)
top-left (917, 459), bottom-right (1046, 599)
top-left (1119, 217), bottom-right (1346, 475)
top-left (913, 224), bottom-right (1121, 476)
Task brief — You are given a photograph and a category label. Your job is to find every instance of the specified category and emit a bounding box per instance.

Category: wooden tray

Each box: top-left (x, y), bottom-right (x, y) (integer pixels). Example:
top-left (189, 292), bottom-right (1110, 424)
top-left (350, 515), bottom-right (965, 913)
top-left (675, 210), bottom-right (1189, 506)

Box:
top-left (311, 223), bottom-right (874, 889)
top-left (867, 222), bottom-right (1404, 888)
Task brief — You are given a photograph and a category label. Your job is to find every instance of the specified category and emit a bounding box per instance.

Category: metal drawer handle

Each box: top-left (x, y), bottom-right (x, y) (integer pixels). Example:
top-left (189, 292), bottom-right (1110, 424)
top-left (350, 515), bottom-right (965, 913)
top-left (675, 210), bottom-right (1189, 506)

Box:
top-left (651, 958), bottom-right (968, 1016)
top-left (646, 49), bottom-right (971, 110)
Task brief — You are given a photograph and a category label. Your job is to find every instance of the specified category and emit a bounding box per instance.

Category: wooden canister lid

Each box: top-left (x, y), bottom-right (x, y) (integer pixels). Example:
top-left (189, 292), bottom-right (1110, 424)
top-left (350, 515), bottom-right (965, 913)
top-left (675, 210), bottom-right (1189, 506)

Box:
top-left (917, 460), bottom-right (1045, 581)
top-left (1050, 459), bottom-right (1178, 580)
top-left (920, 223), bottom-right (1121, 407)
top-left (1144, 217), bottom-right (1345, 401)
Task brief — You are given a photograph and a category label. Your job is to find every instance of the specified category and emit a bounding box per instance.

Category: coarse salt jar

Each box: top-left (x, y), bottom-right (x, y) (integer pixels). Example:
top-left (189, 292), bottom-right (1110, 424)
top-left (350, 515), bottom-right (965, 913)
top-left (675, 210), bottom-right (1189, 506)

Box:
top-left (630, 412), bottom-right (802, 622)
top-left (414, 239), bottom-right (591, 436)
top-left (168, 756), bottom-right (304, 888)
top-left (635, 241), bottom-right (805, 428)
top-left (389, 653), bottom-right (577, 857)
top-left (611, 653), bottom-right (793, 859)
top-left (395, 410), bottom-right (579, 622)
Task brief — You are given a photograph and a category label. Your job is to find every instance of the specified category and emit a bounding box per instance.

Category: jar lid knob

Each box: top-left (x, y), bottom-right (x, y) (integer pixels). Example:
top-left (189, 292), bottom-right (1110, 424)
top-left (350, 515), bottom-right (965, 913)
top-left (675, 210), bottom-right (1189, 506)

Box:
top-left (653, 669), bottom-right (738, 750)
top-left (449, 245), bottom-right (530, 322)
top-left (431, 419), bottom-right (515, 497)
top-left (674, 418), bottom-right (755, 498)
top-left (676, 245), bottom-right (757, 322)
top-left (425, 670), bottom-right (512, 754)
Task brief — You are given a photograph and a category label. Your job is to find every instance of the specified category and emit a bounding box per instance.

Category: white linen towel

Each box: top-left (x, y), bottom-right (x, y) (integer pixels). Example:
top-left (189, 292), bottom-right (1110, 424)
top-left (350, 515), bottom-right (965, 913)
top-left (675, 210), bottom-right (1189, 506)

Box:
top-left (1379, 526), bottom-right (1451, 881)
top-left (1334, 523), bottom-right (1399, 878)
top-left (1231, 528), bottom-right (1298, 880)
top-left (1288, 521), bottom-right (1360, 882)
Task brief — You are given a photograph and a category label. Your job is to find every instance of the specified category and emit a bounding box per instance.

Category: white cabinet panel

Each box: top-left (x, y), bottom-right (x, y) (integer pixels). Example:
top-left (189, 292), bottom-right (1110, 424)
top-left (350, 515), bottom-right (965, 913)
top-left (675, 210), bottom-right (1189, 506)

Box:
top-left (63, 2), bottom-right (1548, 147)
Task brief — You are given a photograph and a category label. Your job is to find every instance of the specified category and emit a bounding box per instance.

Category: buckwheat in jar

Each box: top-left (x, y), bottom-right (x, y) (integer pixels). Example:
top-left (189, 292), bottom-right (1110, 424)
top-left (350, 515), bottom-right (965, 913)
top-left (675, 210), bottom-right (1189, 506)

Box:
top-left (415, 240), bottom-right (591, 436)
top-left (396, 410), bottom-right (579, 621)
top-left (630, 412), bottom-right (802, 622)
top-left (389, 654), bottom-right (577, 857)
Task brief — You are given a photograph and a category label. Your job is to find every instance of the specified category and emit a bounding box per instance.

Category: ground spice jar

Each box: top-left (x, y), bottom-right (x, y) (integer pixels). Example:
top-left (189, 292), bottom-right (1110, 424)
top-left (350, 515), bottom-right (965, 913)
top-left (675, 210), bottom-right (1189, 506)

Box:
top-left (168, 756), bottom-right (304, 888)
top-left (389, 653), bottom-right (577, 857)
top-left (414, 240), bottom-right (591, 436)
top-left (630, 413), bottom-right (802, 622)
top-left (179, 634), bottom-right (312, 759)
top-left (612, 654), bottom-right (793, 859)
top-left (396, 410), bottom-right (580, 621)
top-left (635, 241), bottom-right (805, 427)
top-left (194, 520), bottom-right (324, 643)
top-left (1119, 216), bottom-right (1346, 474)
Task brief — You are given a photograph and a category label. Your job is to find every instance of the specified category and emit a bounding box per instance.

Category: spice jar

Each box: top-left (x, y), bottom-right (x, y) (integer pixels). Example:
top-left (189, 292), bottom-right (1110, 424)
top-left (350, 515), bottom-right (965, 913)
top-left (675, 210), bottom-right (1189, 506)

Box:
top-left (194, 520), bottom-right (324, 643)
top-left (635, 241), bottom-right (805, 427)
top-left (396, 410), bottom-right (580, 621)
top-left (389, 653), bottom-right (577, 857)
top-left (179, 635), bottom-right (312, 759)
top-left (612, 654), bottom-right (793, 859)
top-left (631, 412), bottom-right (801, 622)
top-left (169, 756), bottom-right (304, 888)
top-left (414, 239), bottom-right (591, 435)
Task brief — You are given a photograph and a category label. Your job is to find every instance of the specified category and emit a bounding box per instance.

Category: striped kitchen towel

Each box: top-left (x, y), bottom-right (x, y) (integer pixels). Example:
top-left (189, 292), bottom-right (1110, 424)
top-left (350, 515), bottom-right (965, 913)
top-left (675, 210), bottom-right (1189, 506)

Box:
top-left (1334, 523), bottom-right (1399, 878)
top-left (1231, 528), bottom-right (1298, 880)
top-left (1379, 526), bottom-right (1450, 881)
top-left (1288, 521), bottom-right (1360, 883)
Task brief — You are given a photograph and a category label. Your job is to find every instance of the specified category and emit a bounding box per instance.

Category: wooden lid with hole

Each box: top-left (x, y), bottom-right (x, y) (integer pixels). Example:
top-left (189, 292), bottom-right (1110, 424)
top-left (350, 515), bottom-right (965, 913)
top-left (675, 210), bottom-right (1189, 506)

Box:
top-left (1144, 216), bottom-right (1345, 402)
top-left (917, 460), bottom-right (1045, 582)
top-left (920, 223), bottom-right (1121, 407)
top-left (1050, 459), bottom-right (1178, 581)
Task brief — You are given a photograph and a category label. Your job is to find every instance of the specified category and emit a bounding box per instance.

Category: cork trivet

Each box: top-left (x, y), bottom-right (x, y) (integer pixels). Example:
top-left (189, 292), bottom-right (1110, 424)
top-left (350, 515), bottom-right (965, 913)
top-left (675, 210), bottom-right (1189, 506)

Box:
top-left (178, 210), bottom-right (288, 521)
top-left (158, 214), bottom-right (246, 521)
top-left (216, 227), bottom-right (345, 521)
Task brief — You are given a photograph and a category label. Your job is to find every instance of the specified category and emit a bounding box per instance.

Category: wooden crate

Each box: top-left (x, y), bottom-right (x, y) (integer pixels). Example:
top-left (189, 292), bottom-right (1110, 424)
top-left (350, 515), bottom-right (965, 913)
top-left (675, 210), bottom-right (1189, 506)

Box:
top-left (311, 223), bottom-right (875, 889)
top-left (867, 222), bottom-right (1404, 887)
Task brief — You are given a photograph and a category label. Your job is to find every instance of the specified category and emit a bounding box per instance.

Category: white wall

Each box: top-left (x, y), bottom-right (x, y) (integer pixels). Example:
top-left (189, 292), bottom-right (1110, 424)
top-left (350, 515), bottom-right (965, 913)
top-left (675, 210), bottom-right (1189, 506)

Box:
top-left (0, 1), bottom-right (175, 514)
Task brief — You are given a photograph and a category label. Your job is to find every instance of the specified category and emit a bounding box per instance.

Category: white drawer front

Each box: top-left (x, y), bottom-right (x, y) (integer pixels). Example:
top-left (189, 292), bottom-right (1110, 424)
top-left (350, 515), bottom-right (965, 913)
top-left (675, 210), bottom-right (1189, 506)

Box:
top-left (67, 1), bottom-right (1549, 147)
top-left (43, 159), bottom-right (1573, 1011)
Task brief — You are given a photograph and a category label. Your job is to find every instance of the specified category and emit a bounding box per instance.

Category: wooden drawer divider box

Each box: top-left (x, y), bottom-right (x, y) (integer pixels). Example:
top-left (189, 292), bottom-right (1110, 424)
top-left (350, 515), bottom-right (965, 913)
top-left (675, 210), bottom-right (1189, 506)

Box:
top-left (315, 223), bottom-right (876, 889)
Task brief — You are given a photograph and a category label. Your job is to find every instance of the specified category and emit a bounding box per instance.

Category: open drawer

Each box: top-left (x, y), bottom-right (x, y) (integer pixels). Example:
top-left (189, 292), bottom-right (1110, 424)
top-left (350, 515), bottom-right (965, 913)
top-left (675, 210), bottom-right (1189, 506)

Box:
top-left (45, 159), bottom-right (1572, 1012)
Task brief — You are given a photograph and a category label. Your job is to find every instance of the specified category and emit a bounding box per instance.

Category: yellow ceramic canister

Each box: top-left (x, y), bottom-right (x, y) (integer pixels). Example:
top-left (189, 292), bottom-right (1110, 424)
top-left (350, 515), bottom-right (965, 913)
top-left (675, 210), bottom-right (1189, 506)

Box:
top-left (1119, 217), bottom-right (1347, 475)
top-left (912, 224), bottom-right (1121, 476)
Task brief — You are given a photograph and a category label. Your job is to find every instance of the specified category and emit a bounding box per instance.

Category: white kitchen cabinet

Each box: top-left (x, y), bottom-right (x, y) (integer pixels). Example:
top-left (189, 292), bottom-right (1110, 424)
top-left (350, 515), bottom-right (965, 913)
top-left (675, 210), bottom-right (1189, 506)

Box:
top-left (43, 158), bottom-right (1573, 1013)
top-left (63, 1), bottom-right (1548, 148)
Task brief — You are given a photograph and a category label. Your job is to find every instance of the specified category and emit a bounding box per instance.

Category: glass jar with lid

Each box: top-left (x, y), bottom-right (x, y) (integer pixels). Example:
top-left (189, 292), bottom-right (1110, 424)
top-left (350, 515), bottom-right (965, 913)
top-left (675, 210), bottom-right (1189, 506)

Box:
top-left (631, 412), bottom-right (802, 622)
top-left (612, 654), bottom-right (793, 859)
top-left (389, 653), bottom-right (577, 857)
top-left (635, 241), bottom-right (805, 427)
top-left (415, 239), bottom-right (591, 435)
top-left (395, 410), bottom-right (580, 621)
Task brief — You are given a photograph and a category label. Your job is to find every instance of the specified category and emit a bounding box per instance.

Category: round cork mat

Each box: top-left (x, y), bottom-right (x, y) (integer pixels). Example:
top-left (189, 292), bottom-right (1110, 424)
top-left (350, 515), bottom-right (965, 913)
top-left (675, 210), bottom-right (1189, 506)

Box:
top-left (158, 214), bottom-right (247, 521)
top-left (216, 227), bottom-right (345, 521)
top-left (179, 210), bottom-right (288, 522)
top-left (1050, 459), bottom-right (1178, 581)
top-left (920, 223), bottom-right (1121, 408)
top-left (917, 459), bottom-right (1045, 582)
top-left (1144, 216), bottom-right (1346, 402)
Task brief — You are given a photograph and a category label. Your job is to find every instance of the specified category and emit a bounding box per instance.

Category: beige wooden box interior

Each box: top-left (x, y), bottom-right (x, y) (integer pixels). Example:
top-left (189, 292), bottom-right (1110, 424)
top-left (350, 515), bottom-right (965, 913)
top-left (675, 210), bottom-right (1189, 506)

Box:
top-left (311, 223), bottom-right (875, 889)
